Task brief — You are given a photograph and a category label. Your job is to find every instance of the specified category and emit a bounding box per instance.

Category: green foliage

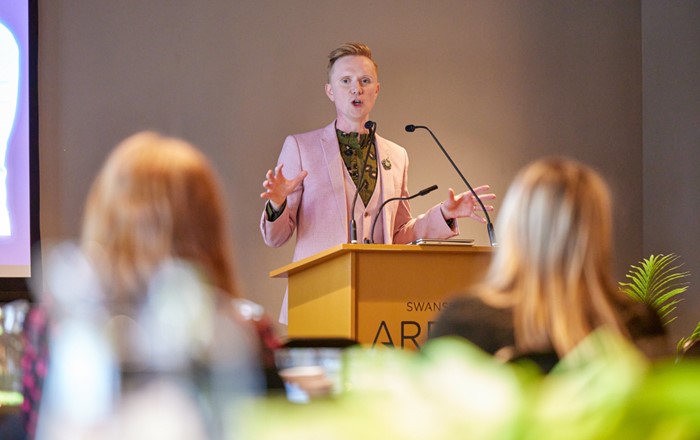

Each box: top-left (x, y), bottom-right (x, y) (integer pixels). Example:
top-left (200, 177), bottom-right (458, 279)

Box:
top-left (677, 321), bottom-right (700, 354)
top-left (240, 336), bottom-right (700, 439)
top-left (619, 253), bottom-right (690, 325)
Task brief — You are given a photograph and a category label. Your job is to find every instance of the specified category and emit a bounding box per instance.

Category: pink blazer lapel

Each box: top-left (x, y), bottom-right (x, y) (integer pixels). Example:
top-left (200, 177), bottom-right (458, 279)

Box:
top-left (376, 135), bottom-right (399, 244)
top-left (319, 122), bottom-right (350, 234)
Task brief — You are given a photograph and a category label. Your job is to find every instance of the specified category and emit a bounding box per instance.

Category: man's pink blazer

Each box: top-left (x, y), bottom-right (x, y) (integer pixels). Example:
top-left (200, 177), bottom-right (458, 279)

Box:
top-left (261, 121), bottom-right (457, 322)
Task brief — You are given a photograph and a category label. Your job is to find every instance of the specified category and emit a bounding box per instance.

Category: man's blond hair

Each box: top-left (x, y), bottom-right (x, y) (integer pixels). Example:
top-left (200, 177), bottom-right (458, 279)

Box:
top-left (327, 42), bottom-right (377, 80)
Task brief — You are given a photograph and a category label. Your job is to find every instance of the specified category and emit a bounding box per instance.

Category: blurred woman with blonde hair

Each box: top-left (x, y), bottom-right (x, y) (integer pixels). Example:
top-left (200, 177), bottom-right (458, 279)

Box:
top-left (431, 157), bottom-right (667, 370)
top-left (82, 132), bottom-right (237, 303)
top-left (27, 132), bottom-right (281, 439)
top-left (80, 131), bottom-right (281, 383)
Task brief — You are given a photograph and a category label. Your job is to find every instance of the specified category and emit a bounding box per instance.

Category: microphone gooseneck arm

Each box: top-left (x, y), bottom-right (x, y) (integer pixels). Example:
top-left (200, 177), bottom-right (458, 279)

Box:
top-left (349, 120), bottom-right (377, 243)
top-left (405, 124), bottom-right (497, 247)
top-left (349, 180), bottom-right (367, 244)
top-left (369, 184), bottom-right (438, 244)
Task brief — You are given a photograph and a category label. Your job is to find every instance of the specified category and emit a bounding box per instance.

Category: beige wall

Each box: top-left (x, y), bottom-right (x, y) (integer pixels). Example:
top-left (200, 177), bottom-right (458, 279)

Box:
top-left (38, 1), bottom-right (654, 339)
top-left (642, 1), bottom-right (700, 342)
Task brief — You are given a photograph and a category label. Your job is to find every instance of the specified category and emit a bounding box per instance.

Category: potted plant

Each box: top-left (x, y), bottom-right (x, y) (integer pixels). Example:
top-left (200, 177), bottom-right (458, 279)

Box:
top-left (618, 253), bottom-right (698, 356)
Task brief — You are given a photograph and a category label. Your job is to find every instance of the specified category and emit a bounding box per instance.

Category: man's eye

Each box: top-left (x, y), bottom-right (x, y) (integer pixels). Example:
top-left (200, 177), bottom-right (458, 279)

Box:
top-left (341, 78), bottom-right (350, 84)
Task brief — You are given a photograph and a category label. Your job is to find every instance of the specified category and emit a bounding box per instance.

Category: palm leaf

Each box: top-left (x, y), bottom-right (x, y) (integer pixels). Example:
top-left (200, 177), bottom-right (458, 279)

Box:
top-left (619, 253), bottom-right (690, 326)
top-left (677, 321), bottom-right (700, 355)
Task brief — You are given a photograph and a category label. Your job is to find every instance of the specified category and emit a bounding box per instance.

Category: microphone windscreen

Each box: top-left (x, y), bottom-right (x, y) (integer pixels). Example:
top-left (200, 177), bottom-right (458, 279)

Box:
top-left (418, 184), bottom-right (438, 196)
top-left (405, 124), bottom-right (416, 132)
top-left (364, 120), bottom-right (375, 130)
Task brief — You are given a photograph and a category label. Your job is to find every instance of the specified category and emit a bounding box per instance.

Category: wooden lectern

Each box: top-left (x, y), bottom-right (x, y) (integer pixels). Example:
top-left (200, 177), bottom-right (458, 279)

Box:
top-left (270, 243), bottom-right (492, 349)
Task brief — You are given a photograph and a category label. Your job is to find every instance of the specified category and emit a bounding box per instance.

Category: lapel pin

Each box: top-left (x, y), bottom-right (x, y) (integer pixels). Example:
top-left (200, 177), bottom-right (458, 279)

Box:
top-left (381, 158), bottom-right (392, 170)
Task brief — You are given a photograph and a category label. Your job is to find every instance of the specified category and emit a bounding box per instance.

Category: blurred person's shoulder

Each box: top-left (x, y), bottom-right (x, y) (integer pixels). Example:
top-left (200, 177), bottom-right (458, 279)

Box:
top-left (430, 291), bottom-right (514, 354)
top-left (231, 298), bottom-right (282, 351)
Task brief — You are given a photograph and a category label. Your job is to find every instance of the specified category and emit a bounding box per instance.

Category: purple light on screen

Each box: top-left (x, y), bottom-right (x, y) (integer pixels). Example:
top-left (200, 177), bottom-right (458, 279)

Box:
top-left (0, 2), bottom-right (30, 277)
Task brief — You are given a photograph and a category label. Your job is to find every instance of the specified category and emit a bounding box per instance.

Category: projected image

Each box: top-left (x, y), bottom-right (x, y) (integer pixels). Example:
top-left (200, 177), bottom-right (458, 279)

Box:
top-left (0, 23), bottom-right (19, 237)
top-left (0, 2), bottom-right (31, 278)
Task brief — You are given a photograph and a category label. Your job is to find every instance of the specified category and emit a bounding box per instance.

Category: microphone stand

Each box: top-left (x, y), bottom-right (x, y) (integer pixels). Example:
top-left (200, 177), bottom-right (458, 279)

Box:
top-left (349, 181), bottom-right (367, 243)
top-left (405, 125), bottom-right (497, 247)
top-left (369, 184), bottom-right (438, 244)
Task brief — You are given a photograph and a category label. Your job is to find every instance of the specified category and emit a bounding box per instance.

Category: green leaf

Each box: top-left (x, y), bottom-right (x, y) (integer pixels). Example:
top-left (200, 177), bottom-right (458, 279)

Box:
top-left (677, 321), bottom-right (700, 355)
top-left (618, 253), bottom-right (691, 326)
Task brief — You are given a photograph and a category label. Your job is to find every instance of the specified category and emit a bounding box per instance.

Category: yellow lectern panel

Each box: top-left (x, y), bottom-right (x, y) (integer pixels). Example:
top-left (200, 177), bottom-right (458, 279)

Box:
top-left (271, 244), bottom-right (492, 349)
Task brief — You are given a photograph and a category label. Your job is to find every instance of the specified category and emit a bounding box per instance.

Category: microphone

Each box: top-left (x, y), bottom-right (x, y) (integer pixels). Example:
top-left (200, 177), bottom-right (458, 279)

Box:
top-left (368, 184), bottom-right (438, 244)
top-left (349, 120), bottom-right (377, 243)
top-left (405, 124), bottom-right (497, 247)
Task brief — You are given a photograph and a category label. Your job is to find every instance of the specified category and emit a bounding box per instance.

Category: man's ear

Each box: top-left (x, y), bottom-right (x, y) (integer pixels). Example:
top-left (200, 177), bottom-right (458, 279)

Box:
top-left (325, 83), bottom-right (334, 102)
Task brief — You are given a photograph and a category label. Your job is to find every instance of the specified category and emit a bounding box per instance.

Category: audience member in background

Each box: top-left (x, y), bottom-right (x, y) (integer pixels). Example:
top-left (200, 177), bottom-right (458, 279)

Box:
top-left (18, 303), bottom-right (49, 440)
top-left (80, 131), bottom-right (281, 387)
top-left (430, 157), bottom-right (668, 372)
top-left (26, 132), bottom-right (282, 440)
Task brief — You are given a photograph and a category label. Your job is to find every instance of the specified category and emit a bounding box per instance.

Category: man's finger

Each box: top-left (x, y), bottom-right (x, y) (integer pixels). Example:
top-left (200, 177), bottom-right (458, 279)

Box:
top-left (471, 185), bottom-right (491, 194)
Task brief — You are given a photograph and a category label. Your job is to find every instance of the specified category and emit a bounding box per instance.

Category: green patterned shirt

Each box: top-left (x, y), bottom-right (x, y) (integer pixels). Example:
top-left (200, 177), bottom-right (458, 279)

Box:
top-left (336, 129), bottom-right (377, 206)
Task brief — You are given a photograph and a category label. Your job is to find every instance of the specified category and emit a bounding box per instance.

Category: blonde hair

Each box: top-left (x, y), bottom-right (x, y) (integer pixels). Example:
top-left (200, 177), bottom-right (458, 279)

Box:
top-left (327, 42), bottom-right (377, 80)
top-left (480, 157), bottom-right (628, 356)
top-left (81, 132), bottom-right (237, 302)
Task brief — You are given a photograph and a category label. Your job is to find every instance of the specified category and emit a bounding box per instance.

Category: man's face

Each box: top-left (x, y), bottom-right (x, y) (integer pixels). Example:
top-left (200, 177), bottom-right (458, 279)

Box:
top-left (325, 55), bottom-right (380, 128)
